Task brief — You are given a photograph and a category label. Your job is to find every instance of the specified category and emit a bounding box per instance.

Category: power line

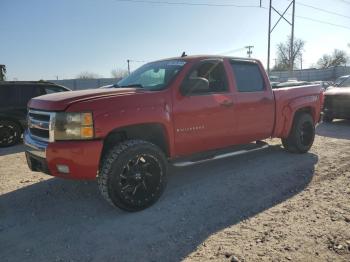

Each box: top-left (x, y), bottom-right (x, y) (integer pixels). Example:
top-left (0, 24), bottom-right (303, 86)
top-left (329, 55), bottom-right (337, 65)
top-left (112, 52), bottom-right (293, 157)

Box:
top-left (295, 14), bottom-right (350, 30)
top-left (260, 5), bottom-right (350, 30)
top-left (217, 47), bottom-right (246, 55)
top-left (335, 0), bottom-right (350, 4)
top-left (115, 0), bottom-right (350, 31)
top-left (114, 0), bottom-right (262, 8)
top-left (290, 1), bottom-right (350, 20)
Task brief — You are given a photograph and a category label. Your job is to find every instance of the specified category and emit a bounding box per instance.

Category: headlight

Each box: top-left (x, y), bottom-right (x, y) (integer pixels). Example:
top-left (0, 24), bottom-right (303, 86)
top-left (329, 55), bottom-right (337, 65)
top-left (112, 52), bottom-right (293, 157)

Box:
top-left (54, 112), bottom-right (94, 141)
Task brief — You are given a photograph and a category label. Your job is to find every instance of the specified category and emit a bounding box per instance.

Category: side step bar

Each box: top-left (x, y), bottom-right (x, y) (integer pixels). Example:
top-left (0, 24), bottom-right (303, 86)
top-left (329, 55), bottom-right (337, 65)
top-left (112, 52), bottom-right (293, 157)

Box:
top-left (172, 141), bottom-right (269, 167)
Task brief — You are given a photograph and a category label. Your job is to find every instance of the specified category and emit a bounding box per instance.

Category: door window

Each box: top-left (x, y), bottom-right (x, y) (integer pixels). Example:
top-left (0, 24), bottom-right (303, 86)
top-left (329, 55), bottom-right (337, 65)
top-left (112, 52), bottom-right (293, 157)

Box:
top-left (230, 61), bottom-right (265, 92)
top-left (181, 60), bottom-right (228, 95)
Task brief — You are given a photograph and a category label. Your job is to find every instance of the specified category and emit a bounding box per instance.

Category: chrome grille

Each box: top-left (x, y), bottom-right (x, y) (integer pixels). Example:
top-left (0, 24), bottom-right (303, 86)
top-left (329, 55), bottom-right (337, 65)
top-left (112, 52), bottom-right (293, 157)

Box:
top-left (28, 110), bottom-right (55, 142)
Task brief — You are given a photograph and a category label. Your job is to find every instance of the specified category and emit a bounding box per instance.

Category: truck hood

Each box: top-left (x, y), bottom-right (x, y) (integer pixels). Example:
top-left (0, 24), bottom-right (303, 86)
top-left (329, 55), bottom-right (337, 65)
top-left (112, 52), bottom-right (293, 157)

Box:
top-left (325, 87), bottom-right (350, 96)
top-left (29, 88), bottom-right (143, 111)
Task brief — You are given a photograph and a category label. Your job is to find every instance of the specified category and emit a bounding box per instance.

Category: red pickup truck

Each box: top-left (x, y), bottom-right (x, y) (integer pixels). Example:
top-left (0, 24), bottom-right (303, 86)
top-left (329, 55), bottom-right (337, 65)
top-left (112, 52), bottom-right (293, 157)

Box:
top-left (24, 55), bottom-right (323, 211)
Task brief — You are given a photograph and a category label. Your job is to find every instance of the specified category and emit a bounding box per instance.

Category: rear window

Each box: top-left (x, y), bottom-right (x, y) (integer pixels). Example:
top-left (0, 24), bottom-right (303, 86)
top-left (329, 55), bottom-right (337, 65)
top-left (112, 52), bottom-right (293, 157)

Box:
top-left (42, 86), bottom-right (67, 94)
top-left (230, 61), bottom-right (265, 92)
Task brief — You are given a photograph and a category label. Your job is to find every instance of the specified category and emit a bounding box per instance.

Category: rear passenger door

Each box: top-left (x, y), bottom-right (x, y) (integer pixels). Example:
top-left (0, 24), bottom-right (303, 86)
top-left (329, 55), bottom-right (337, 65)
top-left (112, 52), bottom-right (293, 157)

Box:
top-left (229, 60), bottom-right (275, 143)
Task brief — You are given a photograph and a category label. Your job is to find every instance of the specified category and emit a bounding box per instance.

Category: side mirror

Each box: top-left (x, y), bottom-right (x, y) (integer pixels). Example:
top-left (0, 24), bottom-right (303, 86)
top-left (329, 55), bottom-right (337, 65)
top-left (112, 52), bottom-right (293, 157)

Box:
top-left (180, 77), bottom-right (209, 96)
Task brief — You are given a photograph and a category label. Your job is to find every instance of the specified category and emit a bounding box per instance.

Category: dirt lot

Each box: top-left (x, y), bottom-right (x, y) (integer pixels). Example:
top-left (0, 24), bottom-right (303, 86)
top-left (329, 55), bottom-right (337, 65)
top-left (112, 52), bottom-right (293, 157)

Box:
top-left (0, 121), bottom-right (350, 262)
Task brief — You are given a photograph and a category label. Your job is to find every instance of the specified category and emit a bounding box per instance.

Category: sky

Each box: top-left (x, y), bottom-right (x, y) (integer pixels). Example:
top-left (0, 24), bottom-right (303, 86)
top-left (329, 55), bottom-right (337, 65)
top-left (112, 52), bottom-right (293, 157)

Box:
top-left (1, 0), bottom-right (349, 80)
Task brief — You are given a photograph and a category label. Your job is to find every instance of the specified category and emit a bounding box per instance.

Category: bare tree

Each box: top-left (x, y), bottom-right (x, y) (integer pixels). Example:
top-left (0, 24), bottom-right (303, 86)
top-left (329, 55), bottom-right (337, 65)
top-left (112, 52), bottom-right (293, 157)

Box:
top-left (317, 49), bottom-right (349, 68)
top-left (0, 64), bottom-right (6, 81)
top-left (273, 36), bottom-right (305, 71)
top-left (111, 69), bottom-right (128, 79)
top-left (77, 71), bottom-right (100, 79)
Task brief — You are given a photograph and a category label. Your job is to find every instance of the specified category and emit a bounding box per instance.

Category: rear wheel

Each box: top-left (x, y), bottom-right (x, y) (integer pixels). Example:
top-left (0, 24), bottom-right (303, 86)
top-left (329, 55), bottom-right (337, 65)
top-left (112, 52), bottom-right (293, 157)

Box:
top-left (0, 120), bottom-right (22, 147)
top-left (282, 113), bottom-right (315, 154)
top-left (98, 140), bottom-right (168, 211)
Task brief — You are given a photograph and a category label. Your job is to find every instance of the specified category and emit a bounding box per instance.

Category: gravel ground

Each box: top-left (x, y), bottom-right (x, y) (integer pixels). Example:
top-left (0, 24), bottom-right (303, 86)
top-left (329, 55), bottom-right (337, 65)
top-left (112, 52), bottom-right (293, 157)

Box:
top-left (0, 120), bottom-right (349, 262)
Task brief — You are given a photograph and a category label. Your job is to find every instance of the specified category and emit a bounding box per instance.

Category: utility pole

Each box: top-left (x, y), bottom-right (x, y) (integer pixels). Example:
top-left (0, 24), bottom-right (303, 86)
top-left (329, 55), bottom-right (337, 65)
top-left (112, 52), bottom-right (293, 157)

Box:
top-left (267, 0), bottom-right (295, 75)
top-left (290, 0), bottom-right (295, 74)
top-left (267, 0), bottom-right (272, 74)
top-left (127, 59), bottom-right (130, 75)
top-left (245, 45), bottom-right (254, 58)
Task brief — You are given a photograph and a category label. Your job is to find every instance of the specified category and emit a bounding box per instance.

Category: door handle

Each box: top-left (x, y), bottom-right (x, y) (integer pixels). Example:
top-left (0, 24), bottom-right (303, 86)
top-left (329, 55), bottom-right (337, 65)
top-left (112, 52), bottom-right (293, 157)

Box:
top-left (220, 100), bottom-right (234, 107)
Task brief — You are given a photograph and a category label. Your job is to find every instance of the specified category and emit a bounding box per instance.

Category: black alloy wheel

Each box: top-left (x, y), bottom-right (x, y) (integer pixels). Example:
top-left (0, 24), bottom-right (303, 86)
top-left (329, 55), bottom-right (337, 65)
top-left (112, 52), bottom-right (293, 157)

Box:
top-left (0, 120), bottom-right (22, 147)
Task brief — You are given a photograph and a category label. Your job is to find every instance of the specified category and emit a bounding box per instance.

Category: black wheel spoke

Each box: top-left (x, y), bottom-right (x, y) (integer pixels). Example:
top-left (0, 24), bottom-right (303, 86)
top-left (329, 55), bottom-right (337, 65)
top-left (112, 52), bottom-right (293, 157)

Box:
top-left (144, 172), bottom-right (152, 177)
top-left (142, 180), bottom-right (148, 190)
top-left (122, 184), bottom-right (132, 191)
top-left (132, 183), bottom-right (142, 196)
top-left (116, 153), bottom-right (161, 204)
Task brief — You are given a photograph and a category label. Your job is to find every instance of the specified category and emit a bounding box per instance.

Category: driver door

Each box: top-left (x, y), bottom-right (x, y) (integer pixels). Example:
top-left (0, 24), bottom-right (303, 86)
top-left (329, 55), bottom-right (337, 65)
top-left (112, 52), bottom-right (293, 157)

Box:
top-left (172, 59), bottom-right (236, 156)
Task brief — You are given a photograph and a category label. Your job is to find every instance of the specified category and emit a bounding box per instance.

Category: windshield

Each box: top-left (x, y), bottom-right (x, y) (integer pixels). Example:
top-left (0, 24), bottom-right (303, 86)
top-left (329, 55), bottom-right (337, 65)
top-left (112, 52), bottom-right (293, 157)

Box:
top-left (117, 60), bottom-right (186, 90)
top-left (334, 76), bottom-right (348, 86)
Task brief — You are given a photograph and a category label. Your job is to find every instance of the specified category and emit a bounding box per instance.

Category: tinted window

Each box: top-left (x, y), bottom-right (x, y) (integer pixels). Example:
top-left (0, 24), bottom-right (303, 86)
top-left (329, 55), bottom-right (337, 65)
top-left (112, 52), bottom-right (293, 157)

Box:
top-left (43, 86), bottom-right (67, 94)
top-left (230, 61), bottom-right (264, 92)
top-left (0, 85), bottom-right (19, 108)
top-left (18, 85), bottom-right (43, 106)
top-left (182, 60), bottom-right (228, 95)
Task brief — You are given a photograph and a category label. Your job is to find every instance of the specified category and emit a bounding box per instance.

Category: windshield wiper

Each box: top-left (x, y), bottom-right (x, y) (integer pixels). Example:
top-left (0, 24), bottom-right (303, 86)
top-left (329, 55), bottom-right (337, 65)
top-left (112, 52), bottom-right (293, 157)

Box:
top-left (119, 84), bottom-right (144, 88)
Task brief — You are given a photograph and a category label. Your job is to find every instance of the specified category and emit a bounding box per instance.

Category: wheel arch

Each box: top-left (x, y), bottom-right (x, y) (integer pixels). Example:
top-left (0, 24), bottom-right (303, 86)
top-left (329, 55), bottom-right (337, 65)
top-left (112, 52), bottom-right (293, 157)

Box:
top-left (282, 106), bottom-right (316, 138)
top-left (100, 123), bottom-right (171, 162)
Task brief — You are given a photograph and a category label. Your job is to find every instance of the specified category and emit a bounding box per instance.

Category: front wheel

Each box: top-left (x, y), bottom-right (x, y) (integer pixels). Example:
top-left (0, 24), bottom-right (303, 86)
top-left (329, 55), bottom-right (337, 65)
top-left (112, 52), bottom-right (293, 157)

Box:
top-left (98, 140), bottom-right (168, 212)
top-left (282, 113), bottom-right (315, 154)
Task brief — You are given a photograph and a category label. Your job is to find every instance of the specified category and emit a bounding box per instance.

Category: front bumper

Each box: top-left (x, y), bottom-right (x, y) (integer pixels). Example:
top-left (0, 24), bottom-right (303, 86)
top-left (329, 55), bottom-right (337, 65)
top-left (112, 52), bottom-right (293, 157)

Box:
top-left (24, 131), bottom-right (103, 180)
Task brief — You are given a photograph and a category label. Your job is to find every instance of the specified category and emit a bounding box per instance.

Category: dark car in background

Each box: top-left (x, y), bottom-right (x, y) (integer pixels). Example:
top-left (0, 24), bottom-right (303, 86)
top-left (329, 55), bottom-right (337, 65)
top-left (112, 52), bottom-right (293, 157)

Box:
top-left (323, 75), bottom-right (350, 122)
top-left (310, 81), bottom-right (332, 90)
top-left (0, 81), bottom-right (70, 147)
top-left (333, 75), bottom-right (350, 87)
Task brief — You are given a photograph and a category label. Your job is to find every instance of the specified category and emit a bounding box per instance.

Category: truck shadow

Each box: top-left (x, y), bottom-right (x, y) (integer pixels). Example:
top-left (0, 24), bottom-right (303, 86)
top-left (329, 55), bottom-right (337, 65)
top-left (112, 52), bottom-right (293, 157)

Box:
top-left (0, 143), bottom-right (25, 156)
top-left (0, 145), bottom-right (318, 262)
top-left (316, 119), bottom-right (350, 140)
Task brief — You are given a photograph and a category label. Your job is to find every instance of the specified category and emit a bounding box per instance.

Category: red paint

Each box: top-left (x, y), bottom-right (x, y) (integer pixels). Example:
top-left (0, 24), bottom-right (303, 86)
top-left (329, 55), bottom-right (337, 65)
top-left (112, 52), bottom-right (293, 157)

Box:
top-left (28, 56), bottom-right (323, 180)
top-left (46, 140), bottom-right (103, 180)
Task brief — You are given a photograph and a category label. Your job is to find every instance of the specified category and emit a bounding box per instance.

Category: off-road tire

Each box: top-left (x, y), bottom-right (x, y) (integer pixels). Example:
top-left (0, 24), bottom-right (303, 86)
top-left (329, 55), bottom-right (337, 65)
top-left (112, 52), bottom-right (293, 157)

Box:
top-left (282, 113), bottom-right (315, 154)
top-left (97, 140), bottom-right (168, 212)
top-left (0, 120), bottom-right (22, 147)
